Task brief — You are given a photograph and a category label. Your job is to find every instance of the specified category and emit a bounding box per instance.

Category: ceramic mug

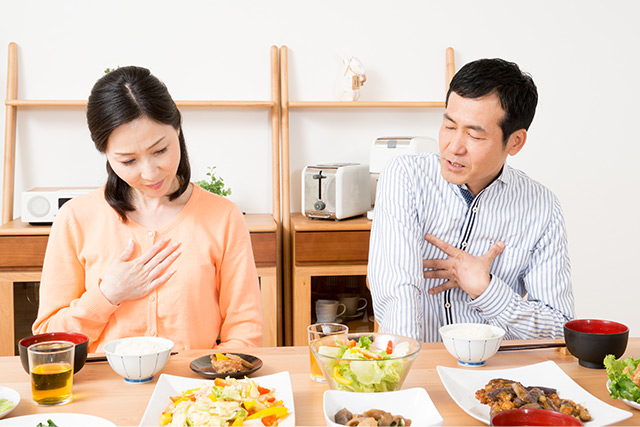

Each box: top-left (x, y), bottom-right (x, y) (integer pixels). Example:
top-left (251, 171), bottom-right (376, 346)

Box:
top-left (315, 299), bottom-right (346, 323)
top-left (338, 294), bottom-right (368, 316)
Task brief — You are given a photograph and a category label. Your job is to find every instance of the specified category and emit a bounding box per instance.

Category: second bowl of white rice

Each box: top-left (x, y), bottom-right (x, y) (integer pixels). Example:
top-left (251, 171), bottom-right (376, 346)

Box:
top-left (439, 323), bottom-right (505, 367)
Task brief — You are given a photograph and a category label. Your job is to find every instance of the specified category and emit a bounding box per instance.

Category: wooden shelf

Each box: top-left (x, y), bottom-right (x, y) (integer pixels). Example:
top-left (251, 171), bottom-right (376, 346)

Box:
top-left (6, 100), bottom-right (275, 108)
top-left (290, 212), bottom-right (371, 232)
top-left (288, 101), bottom-right (445, 108)
top-left (0, 213), bottom-right (277, 236)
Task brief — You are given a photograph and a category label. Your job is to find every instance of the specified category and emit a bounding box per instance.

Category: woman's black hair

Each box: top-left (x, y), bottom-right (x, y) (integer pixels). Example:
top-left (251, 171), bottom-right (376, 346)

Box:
top-left (446, 58), bottom-right (538, 146)
top-left (86, 66), bottom-right (190, 222)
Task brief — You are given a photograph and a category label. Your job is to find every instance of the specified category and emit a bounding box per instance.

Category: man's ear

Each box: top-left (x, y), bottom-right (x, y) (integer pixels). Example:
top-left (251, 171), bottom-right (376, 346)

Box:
top-left (507, 129), bottom-right (527, 156)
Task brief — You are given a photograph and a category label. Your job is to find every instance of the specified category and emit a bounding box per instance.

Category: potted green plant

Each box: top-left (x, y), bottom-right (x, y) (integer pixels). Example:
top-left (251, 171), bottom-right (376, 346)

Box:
top-left (196, 166), bottom-right (231, 197)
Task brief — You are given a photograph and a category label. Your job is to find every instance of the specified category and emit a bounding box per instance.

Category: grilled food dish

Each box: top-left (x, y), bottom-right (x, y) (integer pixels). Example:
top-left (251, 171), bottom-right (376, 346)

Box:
top-left (209, 353), bottom-right (252, 374)
top-left (334, 408), bottom-right (411, 426)
top-left (476, 378), bottom-right (592, 422)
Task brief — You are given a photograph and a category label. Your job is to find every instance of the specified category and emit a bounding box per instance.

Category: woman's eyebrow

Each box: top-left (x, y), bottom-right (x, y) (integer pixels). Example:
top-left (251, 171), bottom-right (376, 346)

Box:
top-left (114, 137), bottom-right (165, 156)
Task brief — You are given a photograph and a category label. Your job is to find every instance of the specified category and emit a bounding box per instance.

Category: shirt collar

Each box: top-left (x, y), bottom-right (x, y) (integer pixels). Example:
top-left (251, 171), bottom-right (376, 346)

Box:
top-left (495, 163), bottom-right (512, 185)
top-left (452, 162), bottom-right (512, 202)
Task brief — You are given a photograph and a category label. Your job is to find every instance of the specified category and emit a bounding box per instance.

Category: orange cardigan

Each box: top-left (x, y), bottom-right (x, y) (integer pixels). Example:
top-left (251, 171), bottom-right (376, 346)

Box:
top-left (33, 185), bottom-right (263, 352)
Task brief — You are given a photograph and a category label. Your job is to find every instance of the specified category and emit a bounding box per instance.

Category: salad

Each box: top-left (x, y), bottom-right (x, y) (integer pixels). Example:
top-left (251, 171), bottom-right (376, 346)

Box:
top-left (316, 336), bottom-right (411, 392)
top-left (0, 398), bottom-right (16, 413)
top-left (160, 377), bottom-right (290, 426)
top-left (604, 354), bottom-right (640, 403)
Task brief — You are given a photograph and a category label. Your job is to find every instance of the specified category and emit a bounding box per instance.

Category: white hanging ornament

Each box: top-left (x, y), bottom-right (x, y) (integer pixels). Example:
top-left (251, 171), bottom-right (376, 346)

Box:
top-left (335, 55), bottom-right (367, 101)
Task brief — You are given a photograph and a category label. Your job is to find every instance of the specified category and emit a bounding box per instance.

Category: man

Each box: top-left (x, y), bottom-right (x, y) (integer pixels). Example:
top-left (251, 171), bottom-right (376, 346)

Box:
top-left (368, 58), bottom-right (575, 342)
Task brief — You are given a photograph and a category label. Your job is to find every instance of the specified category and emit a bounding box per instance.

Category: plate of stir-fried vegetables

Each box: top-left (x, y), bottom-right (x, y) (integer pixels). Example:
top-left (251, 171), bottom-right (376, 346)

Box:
top-left (138, 372), bottom-right (294, 426)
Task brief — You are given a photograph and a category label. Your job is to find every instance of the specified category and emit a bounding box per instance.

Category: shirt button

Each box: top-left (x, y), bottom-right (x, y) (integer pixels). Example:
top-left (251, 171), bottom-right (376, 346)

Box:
top-left (444, 302), bottom-right (451, 309)
top-left (461, 242), bottom-right (467, 248)
top-left (148, 231), bottom-right (154, 237)
top-left (472, 207), bottom-right (478, 213)
top-left (149, 330), bottom-right (156, 336)
top-left (150, 296), bottom-right (156, 302)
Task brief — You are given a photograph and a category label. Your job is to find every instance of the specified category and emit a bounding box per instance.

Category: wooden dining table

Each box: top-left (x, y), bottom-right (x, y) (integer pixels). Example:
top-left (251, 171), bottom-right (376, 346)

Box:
top-left (1, 339), bottom-right (639, 426)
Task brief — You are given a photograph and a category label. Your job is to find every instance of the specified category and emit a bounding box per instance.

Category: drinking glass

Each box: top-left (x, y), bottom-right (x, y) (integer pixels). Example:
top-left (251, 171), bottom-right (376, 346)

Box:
top-left (28, 340), bottom-right (74, 406)
top-left (307, 323), bottom-right (348, 382)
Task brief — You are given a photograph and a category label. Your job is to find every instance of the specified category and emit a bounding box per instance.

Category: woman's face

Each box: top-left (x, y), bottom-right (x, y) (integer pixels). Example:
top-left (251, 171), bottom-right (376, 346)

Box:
top-left (105, 116), bottom-right (181, 200)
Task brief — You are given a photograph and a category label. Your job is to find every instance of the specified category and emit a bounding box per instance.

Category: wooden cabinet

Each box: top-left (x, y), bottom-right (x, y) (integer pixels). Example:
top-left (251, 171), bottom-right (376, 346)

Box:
top-left (290, 213), bottom-right (371, 345)
top-left (279, 46), bottom-right (456, 345)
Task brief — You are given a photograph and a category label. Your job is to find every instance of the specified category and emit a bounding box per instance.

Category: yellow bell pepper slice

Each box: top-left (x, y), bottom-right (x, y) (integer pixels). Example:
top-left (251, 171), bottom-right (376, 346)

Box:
top-left (171, 397), bottom-right (189, 406)
top-left (231, 418), bottom-right (243, 426)
top-left (243, 399), bottom-right (256, 411)
top-left (159, 412), bottom-right (173, 426)
top-left (333, 365), bottom-right (352, 385)
top-left (215, 353), bottom-right (229, 360)
top-left (183, 387), bottom-right (199, 396)
top-left (245, 406), bottom-right (289, 421)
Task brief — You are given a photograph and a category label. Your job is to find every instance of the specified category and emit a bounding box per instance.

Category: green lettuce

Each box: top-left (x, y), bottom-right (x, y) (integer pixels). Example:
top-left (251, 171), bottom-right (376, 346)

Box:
top-left (604, 354), bottom-right (640, 402)
top-left (319, 338), bottom-right (411, 392)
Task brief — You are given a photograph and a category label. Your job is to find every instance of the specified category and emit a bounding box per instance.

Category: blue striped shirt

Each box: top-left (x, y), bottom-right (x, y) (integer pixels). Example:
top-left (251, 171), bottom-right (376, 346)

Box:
top-left (367, 153), bottom-right (575, 342)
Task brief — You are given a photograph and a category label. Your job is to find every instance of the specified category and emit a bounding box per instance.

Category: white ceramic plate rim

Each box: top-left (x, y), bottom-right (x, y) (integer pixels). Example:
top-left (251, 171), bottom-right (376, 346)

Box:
top-left (0, 413), bottom-right (115, 426)
top-left (138, 371), bottom-right (295, 426)
top-left (0, 386), bottom-right (19, 419)
top-left (323, 387), bottom-right (443, 426)
top-left (437, 360), bottom-right (632, 425)
top-left (606, 379), bottom-right (640, 410)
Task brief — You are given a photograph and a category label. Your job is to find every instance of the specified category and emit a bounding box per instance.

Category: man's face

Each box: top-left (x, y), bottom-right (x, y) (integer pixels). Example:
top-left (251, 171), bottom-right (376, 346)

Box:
top-left (438, 92), bottom-right (524, 196)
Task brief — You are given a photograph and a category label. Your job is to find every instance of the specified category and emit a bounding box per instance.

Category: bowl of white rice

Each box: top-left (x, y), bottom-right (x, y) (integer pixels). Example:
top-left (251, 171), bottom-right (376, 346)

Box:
top-left (439, 323), bottom-right (505, 367)
top-left (103, 336), bottom-right (174, 383)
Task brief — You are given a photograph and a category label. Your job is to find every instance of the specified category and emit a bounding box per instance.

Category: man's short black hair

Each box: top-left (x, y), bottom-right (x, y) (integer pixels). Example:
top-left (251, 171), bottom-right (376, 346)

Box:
top-left (446, 58), bottom-right (538, 146)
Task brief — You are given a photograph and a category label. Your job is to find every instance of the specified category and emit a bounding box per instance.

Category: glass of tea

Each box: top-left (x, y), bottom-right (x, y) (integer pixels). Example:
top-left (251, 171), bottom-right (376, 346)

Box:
top-left (307, 323), bottom-right (348, 382)
top-left (27, 340), bottom-right (75, 406)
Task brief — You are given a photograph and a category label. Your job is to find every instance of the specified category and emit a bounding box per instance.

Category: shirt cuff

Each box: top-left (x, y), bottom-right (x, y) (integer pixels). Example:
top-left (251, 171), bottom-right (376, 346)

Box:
top-left (467, 274), bottom-right (513, 319)
top-left (78, 281), bottom-right (119, 322)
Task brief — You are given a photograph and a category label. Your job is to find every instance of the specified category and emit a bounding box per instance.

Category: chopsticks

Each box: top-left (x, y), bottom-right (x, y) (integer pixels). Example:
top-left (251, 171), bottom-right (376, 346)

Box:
top-left (498, 343), bottom-right (566, 352)
top-left (86, 351), bottom-right (178, 363)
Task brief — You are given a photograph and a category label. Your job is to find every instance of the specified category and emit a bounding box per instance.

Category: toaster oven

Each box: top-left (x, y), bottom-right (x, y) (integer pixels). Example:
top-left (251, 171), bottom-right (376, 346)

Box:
top-left (302, 163), bottom-right (371, 220)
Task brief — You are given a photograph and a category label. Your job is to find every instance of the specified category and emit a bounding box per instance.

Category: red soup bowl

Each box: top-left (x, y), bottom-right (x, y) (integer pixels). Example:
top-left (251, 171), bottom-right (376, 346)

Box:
top-left (19, 331), bottom-right (89, 374)
top-left (491, 408), bottom-right (583, 426)
top-left (564, 319), bottom-right (629, 369)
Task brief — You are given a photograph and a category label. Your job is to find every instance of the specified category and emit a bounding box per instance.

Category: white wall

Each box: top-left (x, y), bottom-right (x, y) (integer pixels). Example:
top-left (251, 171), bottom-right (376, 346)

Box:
top-left (2, 0), bottom-right (639, 335)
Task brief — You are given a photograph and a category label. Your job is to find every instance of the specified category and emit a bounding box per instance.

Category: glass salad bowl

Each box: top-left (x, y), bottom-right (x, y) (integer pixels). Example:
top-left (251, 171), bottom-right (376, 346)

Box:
top-left (310, 332), bottom-right (421, 392)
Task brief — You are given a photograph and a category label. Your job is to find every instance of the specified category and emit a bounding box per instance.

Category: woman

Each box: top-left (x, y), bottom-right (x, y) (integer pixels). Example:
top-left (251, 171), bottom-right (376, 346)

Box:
top-left (33, 66), bottom-right (263, 352)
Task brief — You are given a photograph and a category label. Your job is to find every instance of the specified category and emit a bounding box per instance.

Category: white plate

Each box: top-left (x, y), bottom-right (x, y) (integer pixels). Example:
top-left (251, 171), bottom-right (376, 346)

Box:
top-left (138, 371), bottom-right (295, 426)
top-left (0, 413), bottom-right (115, 426)
top-left (607, 379), bottom-right (640, 410)
top-left (0, 386), bottom-right (19, 419)
top-left (437, 360), bottom-right (632, 426)
top-left (323, 388), bottom-right (443, 426)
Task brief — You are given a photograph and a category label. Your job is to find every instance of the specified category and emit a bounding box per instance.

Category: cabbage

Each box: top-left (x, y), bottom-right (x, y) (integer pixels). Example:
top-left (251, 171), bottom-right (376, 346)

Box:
top-left (317, 345), bottom-right (342, 358)
top-left (330, 342), bottom-right (409, 392)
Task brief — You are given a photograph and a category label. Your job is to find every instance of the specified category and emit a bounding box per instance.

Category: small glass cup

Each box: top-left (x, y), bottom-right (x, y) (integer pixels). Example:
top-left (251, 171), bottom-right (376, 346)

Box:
top-left (28, 340), bottom-right (75, 406)
top-left (307, 323), bottom-right (348, 382)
